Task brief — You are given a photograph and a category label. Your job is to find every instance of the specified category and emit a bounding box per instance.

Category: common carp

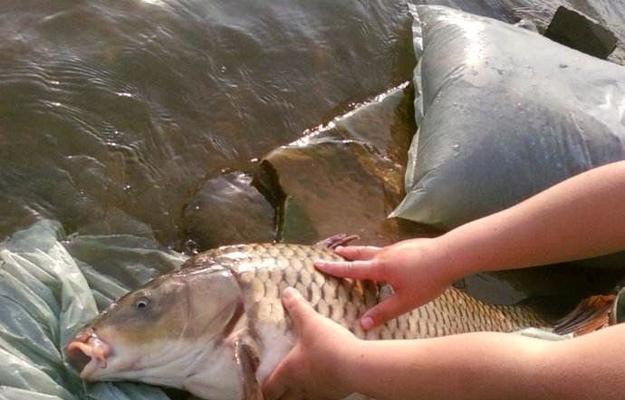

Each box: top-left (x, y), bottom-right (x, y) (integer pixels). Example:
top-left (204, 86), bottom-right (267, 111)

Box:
top-left (66, 235), bottom-right (588, 400)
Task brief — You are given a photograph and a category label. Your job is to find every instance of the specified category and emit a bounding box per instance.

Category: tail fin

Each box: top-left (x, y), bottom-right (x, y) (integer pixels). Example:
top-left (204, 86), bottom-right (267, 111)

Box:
top-left (553, 295), bottom-right (615, 336)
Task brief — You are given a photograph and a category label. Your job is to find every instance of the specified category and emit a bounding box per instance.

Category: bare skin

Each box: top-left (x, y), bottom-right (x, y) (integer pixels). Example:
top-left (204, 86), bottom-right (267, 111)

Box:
top-left (262, 160), bottom-right (625, 399)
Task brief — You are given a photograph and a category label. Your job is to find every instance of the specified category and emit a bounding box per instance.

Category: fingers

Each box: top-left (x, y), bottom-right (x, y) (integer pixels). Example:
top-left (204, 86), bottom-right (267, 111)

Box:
top-left (360, 296), bottom-right (411, 330)
top-left (334, 245), bottom-right (381, 260)
top-left (263, 370), bottom-right (306, 400)
top-left (282, 287), bottom-right (320, 335)
top-left (314, 259), bottom-right (381, 280)
top-left (278, 389), bottom-right (301, 400)
top-left (262, 361), bottom-right (289, 400)
top-left (315, 245), bottom-right (382, 280)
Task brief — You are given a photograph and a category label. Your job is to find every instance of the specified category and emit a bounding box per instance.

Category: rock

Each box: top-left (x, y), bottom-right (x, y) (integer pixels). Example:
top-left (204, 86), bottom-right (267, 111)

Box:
top-left (279, 196), bottom-right (318, 244)
top-left (334, 82), bottom-right (415, 165)
top-left (251, 82), bottom-right (429, 246)
top-left (258, 136), bottom-right (432, 246)
top-left (181, 83), bottom-right (421, 251)
top-left (545, 6), bottom-right (618, 59)
top-left (182, 171), bottom-right (275, 251)
top-left (514, 19), bottom-right (538, 33)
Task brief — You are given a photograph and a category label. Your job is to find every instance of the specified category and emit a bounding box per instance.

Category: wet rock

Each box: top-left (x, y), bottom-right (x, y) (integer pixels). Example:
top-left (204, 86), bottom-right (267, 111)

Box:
top-left (514, 19), bottom-right (538, 33)
top-left (258, 136), bottom-right (432, 246)
top-left (279, 196), bottom-right (319, 244)
top-left (182, 171), bottom-right (275, 251)
top-left (334, 82), bottom-right (415, 166)
top-left (250, 82), bottom-right (428, 247)
top-left (545, 6), bottom-right (618, 59)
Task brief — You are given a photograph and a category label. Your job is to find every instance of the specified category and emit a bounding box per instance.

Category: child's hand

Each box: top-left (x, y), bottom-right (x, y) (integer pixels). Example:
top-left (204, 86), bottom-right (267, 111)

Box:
top-left (262, 287), bottom-right (360, 400)
top-left (315, 238), bottom-right (459, 330)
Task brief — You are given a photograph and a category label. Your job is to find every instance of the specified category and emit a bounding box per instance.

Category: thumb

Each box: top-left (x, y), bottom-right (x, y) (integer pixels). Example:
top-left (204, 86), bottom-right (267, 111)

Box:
top-left (262, 356), bottom-right (290, 400)
top-left (282, 287), bottom-right (319, 335)
top-left (360, 296), bottom-right (411, 330)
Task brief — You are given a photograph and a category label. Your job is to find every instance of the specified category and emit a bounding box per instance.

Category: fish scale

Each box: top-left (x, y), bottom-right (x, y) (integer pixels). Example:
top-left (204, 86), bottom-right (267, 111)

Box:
top-left (189, 242), bottom-right (551, 341)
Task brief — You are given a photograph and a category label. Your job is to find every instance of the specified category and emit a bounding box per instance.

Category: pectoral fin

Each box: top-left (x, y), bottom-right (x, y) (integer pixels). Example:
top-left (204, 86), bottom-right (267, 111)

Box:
top-left (234, 338), bottom-right (263, 400)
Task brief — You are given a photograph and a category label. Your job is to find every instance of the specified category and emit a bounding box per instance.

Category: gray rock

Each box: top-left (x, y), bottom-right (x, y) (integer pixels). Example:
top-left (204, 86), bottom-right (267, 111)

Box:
top-left (182, 171), bottom-right (275, 251)
top-left (259, 136), bottom-right (431, 246)
top-left (545, 6), bottom-right (618, 59)
top-left (334, 83), bottom-right (415, 166)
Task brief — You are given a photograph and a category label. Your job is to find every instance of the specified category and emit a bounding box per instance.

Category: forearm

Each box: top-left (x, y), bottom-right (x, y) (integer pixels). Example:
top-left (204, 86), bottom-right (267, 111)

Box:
top-left (438, 161), bottom-right (625, 276)
top-left (340, 333), bottom-right (547, 400)
top-left (340, 325), bottom-right (625, 400)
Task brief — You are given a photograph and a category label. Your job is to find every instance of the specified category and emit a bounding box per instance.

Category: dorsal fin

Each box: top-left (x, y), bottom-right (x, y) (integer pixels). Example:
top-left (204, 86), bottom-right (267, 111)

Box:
top-left (553, 295), bottom-right (616, 336)
top-left (314, 234), bottom-right (359, 249)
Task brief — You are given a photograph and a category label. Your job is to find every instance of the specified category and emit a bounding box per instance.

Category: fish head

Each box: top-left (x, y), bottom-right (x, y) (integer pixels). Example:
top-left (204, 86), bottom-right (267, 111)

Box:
top-left (65, 265), bottom-right (244, 387)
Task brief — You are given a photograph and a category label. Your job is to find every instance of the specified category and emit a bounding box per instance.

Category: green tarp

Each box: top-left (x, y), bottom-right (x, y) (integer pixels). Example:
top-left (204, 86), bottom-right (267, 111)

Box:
top-left (0, 220), bottom-right (186, 400)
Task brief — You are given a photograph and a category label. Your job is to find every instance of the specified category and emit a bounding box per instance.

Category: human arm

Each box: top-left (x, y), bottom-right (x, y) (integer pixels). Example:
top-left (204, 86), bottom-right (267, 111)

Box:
top-left (439, 159), bottom-right (625, 273)
top-left (263, 288), bottom-right (625, 400)
top-left (345, 326), bottom-right (625, 400)
top-left (317, 160), bottom-right (625, 328)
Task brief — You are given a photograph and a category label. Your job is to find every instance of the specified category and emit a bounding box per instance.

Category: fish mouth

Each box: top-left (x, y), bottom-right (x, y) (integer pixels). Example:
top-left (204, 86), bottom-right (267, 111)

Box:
top-left (65, 328), bottom-right (112, 380)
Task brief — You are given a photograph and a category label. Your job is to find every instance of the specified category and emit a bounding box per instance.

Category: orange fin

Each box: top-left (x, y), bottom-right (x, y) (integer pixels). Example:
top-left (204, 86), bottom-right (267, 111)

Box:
top-left (554, 295), bottom-right (615, 336)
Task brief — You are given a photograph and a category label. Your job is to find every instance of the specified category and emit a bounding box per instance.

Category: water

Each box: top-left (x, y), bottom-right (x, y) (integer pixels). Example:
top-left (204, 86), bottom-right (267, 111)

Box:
top-left (0, 0), bottom-right (415, 247)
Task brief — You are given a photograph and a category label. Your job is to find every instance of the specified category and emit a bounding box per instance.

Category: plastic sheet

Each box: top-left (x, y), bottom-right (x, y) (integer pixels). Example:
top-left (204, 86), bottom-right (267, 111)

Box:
top-left (392, 5), bottom-right (625, 229)
top-left (0, 220), bottom-right (186, 400)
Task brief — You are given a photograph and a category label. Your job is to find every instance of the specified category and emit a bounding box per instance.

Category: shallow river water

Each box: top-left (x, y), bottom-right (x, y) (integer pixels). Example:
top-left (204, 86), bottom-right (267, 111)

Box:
top-left (0, 0), bottom-right (416, 247)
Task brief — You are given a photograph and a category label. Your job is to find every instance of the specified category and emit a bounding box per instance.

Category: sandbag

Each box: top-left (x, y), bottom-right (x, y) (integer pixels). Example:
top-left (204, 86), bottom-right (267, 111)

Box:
top-left (0, 220), bottom-right (185, 400)
top-left (392, 5), bottom-right (625, 229)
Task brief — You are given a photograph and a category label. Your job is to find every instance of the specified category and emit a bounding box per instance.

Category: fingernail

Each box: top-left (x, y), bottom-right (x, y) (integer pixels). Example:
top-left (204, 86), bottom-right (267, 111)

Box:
top-left (361, 316), bottom-right (374, 330)
top-left (334, 246), bottom-right (344, 252)
top-left (314, 260), bottom-right (329, 268)
top-left (283, 287), bottom-right (296, 302)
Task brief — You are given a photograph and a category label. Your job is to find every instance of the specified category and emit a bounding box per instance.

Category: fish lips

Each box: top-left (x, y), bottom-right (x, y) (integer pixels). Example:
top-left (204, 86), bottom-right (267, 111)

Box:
top-left (65, 328), bottom-right (112, 380)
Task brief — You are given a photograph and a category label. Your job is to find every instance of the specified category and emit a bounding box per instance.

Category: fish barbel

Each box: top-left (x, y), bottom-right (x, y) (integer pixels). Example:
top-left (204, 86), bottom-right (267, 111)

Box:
top-left (66, 237), bottom-right (554, 400)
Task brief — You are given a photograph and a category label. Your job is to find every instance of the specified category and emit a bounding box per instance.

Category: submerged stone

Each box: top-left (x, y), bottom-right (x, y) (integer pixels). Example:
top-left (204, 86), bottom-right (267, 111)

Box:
top-left (182, 171), bottom-right (275, 251)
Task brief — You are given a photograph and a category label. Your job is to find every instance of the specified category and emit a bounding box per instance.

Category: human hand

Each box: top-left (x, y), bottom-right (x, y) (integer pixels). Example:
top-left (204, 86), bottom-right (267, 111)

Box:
top-left (315, 238), bottom-right (459, 330)
top-left (262, 287), bottom-right (361, 400)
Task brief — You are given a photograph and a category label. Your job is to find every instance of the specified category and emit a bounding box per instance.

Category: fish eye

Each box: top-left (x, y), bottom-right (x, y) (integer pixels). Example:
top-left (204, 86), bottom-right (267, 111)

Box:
top-left (134, 297), bottom-right (150, 310)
